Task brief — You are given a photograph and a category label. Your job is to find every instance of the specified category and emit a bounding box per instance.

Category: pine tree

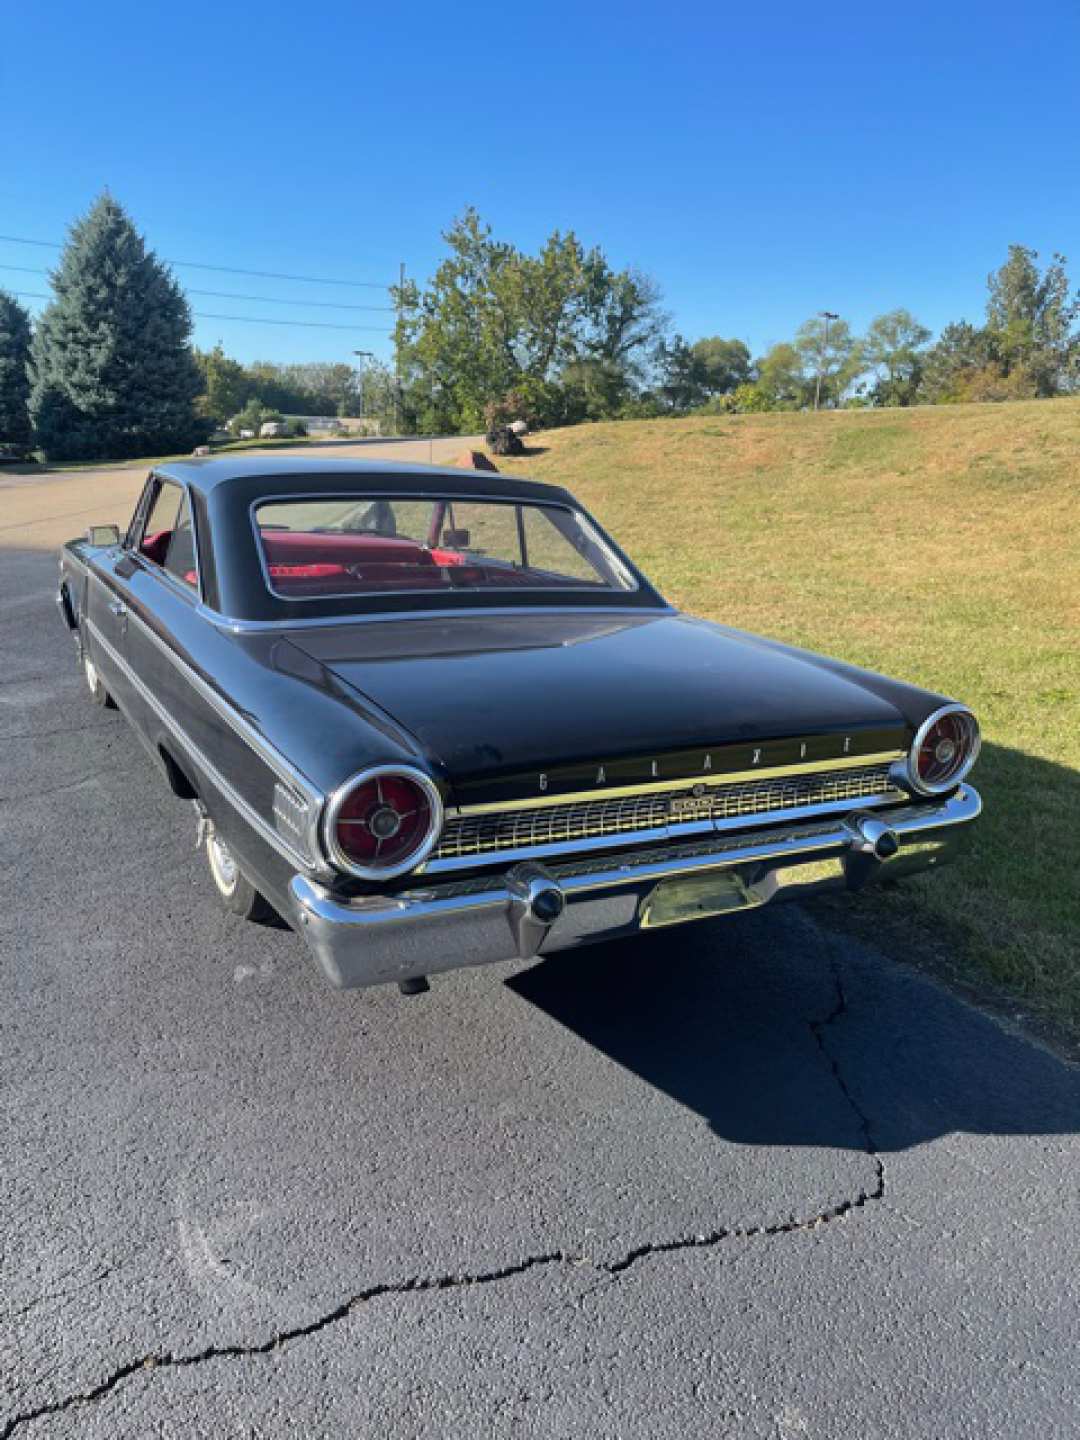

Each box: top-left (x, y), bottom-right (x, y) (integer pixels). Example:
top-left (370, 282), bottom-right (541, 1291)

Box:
top-left (0, 290), bottom-right (33, 453)
top-left (29, 193), bottom-right (206, 460)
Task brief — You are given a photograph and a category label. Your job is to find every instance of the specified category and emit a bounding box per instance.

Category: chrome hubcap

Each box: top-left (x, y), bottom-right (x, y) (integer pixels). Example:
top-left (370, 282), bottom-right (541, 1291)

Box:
top-left (208, 829), bottom-right (238, 892)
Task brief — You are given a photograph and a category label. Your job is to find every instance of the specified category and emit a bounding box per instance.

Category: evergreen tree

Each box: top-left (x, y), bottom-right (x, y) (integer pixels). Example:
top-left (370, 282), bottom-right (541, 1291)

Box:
top-left (0, 290), bottom-right (33, 452)
top-left (984, 245), bottom-right (1080, 395)
top-left (29, 193), bottom-right (206, 460)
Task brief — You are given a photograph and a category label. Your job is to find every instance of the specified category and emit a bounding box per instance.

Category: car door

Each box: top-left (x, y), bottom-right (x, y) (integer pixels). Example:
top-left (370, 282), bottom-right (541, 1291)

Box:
top-left (80, 475), bottom-right (157, 715)
top-left (120, 478), bottom-right (204, 737)
top-left (95, 475), bottom-right (200, 751)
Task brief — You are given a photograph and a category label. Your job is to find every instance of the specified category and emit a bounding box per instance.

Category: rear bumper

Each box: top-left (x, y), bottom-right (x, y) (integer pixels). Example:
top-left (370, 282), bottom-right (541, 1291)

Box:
top-left (288, 786), bottom-right (981, 989)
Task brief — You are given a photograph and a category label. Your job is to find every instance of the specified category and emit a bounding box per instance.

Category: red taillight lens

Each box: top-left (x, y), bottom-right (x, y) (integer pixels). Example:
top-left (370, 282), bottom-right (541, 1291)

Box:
top-left (911, 708), bottom-right (980, 794)
top-left (328, 768), bottom-right (441, 877)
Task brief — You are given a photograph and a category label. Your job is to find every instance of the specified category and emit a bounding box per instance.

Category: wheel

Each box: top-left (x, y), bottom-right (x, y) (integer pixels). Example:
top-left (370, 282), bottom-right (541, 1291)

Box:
top-left (78, 629), bottom-right (116, 709)
top-left (198, 805), bottom-right (276, 923)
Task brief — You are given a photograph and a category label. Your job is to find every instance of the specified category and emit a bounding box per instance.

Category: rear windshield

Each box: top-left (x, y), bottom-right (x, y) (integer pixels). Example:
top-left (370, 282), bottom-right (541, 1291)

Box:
top-left (252, 495), bottom-right (636, 600)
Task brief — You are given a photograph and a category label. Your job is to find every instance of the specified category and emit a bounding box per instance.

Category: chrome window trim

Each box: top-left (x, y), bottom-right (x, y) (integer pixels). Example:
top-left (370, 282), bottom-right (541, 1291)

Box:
top-left (118, 600), bottom-right (328, 871)
top-left (127, 473), bottom-right (205, 604)
top-left (420, 789), bottom-right (907, 875)
top-left (124, 472), bottom-right (157, 550)
top-left (247, 491), bottom-right (641, 605)
top-left (200, 602), bottom-right (672, 635)
top-left (904, 703), bottom-right (981, 796)
top-left (453, 749), bottom-right (907, 816)
top-left (323, 764), bottom-right (444, 881)
top-left (85, 619), bottom-right (322, 876)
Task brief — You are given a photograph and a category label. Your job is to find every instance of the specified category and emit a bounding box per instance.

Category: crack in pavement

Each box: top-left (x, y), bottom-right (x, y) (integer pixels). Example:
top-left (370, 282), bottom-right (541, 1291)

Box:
top-left (1, 944), bottom-right (883, 1438)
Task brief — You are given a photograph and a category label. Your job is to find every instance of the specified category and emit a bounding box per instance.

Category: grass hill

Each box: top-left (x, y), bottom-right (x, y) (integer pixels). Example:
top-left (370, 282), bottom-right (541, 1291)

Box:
top-left (501, 399), bottom-right (1080, 1039)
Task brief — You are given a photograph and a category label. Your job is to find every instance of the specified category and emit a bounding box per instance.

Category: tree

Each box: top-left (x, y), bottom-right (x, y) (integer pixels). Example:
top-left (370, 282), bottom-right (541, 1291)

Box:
top-left (794, 315), bottom-right (860, 408)
top-left (984, 244), bottom-right (1080, 395)
top-left (29, 193), bottom-right (205, 460)
top-left (918, 321), bottom-right (999, 403)
top-left (0, 290), bottom-right (33, 452)
top-left (394, 208), bottom-right (668, 431)
top-left (755, 342), bottom-right (807, 409)
top-left (559, 357), bottom-right (636, 422)
top-left (691, 337), bottom-right (751, 396)
top-left (227, 398), bottom-right (284, 436)
top-left (654, 335), bottom-right (708, 410)
top-left (862, 309), bottom-right (932, 407)
top-left (195, 343), bottom-right (251, 424)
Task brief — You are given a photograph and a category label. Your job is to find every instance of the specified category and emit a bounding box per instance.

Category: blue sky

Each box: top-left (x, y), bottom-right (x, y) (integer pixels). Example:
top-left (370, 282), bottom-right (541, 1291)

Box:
top-left (2, 0), bottom-right (1078, 367)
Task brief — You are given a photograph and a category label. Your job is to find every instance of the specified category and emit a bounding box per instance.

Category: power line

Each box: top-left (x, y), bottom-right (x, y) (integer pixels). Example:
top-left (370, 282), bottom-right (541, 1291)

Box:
top-left (9, 291), bottom-right (391, 333)
top-left (192, 310), bottom-right (390, 332)
top-left (0, 233), bottom-right (391, 289)
top-left (0, 263), bottom-right (395, 312)
top-left (191, 287), bottom-right (393, 313)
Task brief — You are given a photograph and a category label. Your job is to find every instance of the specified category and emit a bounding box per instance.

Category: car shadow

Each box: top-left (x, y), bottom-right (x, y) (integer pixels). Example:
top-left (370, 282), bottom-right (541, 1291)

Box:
top-left (506, 899), bottom-right (1080, 1155)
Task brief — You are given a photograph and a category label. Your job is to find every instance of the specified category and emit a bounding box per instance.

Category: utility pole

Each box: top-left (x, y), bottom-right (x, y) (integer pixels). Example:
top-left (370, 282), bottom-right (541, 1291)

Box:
top-left (814, 311), bottom-right (839, 411)
top-left (396, 261), bottom-right (406, 436)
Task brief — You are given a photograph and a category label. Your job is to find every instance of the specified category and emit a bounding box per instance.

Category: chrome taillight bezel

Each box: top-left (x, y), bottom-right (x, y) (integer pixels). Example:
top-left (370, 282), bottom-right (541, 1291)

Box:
top-left (903, 704), bottom-right (981, 796)
top-left (322, 764), bottom-right (444, 880)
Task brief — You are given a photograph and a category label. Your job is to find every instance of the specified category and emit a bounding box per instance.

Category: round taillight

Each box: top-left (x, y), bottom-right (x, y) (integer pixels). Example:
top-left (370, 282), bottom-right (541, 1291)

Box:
top-left (324, 766), bottom-right (442, 879)
top-left (908, 705), bottom-right (981, 795)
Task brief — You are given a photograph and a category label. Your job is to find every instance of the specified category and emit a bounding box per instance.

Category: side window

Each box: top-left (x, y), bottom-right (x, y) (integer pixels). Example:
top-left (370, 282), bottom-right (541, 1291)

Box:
top-left (163, 495), bottom-right (198, 589)
top-left (522, 507), bottom-right (605, 583)
top-left (437, 502), bottom-right (523, 566)
top-left (136, 480), bottom-right (198, 591)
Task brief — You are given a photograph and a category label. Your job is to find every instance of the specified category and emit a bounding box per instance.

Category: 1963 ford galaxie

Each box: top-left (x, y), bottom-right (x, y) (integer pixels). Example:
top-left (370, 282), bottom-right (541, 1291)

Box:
top-left (57, 457), bottom-right (981, 993)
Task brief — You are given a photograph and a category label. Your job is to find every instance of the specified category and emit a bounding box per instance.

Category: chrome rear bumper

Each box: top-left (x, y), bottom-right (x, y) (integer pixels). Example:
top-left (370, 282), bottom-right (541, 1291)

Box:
top-left (288, 787), bottom-right (981, 989)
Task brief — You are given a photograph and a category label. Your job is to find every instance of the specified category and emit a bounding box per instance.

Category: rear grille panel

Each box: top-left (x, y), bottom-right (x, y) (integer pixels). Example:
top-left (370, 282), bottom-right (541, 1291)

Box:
top-left (434, 763), bottom-right (902, 864)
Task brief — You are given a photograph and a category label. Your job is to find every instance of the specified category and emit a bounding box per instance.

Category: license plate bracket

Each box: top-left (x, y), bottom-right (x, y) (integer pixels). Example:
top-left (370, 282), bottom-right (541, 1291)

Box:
top-left (640, 870), bottom-right (762, 928)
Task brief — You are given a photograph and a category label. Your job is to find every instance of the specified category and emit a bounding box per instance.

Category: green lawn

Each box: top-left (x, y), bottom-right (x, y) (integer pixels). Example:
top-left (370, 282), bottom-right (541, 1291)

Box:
top-left (501, 400), bottom-right (1080, 1038)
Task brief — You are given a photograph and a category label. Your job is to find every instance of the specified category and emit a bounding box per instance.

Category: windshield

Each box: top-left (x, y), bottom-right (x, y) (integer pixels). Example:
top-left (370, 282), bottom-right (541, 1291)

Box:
top-left (253, 494), bottom-right (636, 600)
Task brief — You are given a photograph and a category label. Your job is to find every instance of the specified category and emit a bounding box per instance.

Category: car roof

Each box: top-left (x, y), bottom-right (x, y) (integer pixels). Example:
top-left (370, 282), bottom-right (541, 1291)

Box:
top-left (155, 455), bottom-right (576, 507)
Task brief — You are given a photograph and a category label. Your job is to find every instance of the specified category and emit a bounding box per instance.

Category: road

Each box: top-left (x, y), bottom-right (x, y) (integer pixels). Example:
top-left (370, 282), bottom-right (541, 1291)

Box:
top-left (1, 453), bottom-right (1078, 1438)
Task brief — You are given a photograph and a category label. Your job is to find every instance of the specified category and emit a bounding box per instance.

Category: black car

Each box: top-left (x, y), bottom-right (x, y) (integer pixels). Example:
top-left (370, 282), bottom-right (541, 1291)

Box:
top-left (57, 457), bottom-right (981, 992)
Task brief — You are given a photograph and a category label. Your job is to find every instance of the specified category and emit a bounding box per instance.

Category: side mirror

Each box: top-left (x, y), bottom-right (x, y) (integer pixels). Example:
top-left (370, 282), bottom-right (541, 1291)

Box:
top-left (87, 524), bottom-right (121, 547)
top-left (442, 528), bottom-right (471, 549)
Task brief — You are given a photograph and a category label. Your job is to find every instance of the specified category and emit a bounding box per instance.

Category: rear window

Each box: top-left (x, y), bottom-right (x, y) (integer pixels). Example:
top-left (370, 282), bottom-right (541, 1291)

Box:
top-left (252, 495), bottom-right (635, 600)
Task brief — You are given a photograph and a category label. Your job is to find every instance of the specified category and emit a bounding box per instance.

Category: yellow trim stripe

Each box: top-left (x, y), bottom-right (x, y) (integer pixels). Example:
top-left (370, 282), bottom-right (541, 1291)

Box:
top-left (454, 750), bottom-right (906, 816)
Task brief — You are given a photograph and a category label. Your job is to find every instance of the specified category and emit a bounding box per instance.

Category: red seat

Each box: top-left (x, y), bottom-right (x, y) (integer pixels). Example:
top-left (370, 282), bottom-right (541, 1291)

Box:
top-left (141, 529), bottom-right (171, 565)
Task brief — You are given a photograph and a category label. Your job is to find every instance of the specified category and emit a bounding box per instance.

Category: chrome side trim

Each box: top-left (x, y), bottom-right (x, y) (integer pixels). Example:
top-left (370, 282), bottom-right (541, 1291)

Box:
top-left (454, 749), bottom-right (907, 815)
top-left (120, 601), bottom-right (327, 866)
top-left (202, 602), bottom-right (671, 635)
top-left (85, 618), bottom-right (324, 877)
top-left (421, 789), bottom-right (906, 875)
top-left (322, 764), bottom-right (444, 881)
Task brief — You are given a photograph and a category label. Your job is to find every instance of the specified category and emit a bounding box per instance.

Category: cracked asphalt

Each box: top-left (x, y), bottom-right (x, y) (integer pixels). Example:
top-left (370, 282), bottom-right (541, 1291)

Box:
top-left (2, 499), bottom-right (1080, 1436)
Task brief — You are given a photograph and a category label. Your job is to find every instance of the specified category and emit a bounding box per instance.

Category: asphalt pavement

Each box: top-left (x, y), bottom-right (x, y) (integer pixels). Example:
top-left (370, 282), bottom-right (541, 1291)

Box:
top-left (1, 498), bottom-right (1078, 1438)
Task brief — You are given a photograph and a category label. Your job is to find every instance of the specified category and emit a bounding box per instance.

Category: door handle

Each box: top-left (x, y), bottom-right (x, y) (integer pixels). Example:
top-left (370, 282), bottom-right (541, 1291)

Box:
top-left (108, 599), bottom-right (128, 618)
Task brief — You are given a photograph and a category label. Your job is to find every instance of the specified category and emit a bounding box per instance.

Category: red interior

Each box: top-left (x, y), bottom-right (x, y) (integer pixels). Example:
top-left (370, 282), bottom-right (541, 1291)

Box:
top-left (261, 531), bottom-right (446, 593)
top-left (143, 527), bottom-right (585, 598)
top-left (140, 529), bottom-right (172, 565)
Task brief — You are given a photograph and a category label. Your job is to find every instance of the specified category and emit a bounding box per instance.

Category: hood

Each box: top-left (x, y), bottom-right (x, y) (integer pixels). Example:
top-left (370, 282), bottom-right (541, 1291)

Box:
top-left (290, 610), bottom-right (919, 806)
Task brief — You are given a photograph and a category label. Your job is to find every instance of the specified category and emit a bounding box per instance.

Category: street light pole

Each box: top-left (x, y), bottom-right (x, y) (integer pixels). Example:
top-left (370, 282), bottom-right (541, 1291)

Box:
top-left (352, 349), bottom-right (374, 430)
top-left (814, 311), bottom-right (839, 411)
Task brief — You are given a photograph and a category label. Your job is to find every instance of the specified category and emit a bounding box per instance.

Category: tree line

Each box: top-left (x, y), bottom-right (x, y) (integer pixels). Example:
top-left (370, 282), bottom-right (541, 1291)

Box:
top-left (1, 194), bottom-right (1078, 461)
top-left (390, 210), bottom-right (1080, 431)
